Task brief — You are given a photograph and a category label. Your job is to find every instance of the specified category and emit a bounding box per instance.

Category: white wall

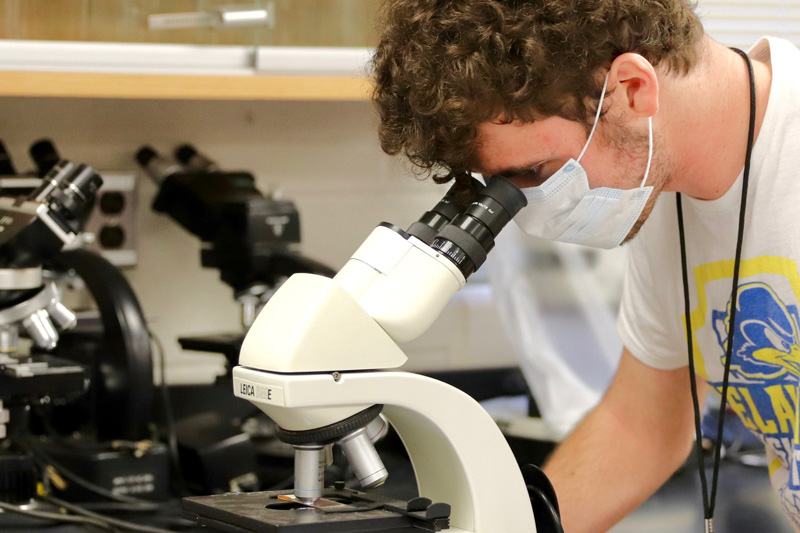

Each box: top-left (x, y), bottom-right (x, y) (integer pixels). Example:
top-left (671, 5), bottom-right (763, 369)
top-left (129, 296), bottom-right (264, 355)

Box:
top-left (698, 0), bottom-right (800, 49)
top-left (0, 97), bottom-right (520, 383)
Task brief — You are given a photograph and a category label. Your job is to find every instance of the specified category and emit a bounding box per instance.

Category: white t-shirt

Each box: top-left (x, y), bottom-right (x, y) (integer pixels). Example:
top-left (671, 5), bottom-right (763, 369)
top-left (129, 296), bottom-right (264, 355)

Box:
top-left (617, 36), bottom-right (800, 527)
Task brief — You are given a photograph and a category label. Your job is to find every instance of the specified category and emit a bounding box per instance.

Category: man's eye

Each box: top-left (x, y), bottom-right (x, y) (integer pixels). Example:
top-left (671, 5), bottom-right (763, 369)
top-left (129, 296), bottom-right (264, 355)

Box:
top-left (512, 167), bottom-right (548, 188)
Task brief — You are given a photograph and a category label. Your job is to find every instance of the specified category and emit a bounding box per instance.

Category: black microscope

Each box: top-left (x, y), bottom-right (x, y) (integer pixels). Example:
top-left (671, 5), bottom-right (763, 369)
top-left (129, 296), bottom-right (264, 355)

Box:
top-left (0, 141), bottom-right (167, 509)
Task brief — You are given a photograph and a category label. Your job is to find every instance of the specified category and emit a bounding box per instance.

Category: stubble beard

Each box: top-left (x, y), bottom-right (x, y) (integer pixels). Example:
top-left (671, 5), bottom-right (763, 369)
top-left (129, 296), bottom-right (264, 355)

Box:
top-left (622, 145), bottom-right (672, 245)
top-left (597, 118), bottom-right (673, 245)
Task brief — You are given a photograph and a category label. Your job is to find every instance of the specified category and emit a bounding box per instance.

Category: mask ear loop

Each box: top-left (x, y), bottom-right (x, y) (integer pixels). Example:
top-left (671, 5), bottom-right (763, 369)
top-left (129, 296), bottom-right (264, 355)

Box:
top-left (576, 72), bottom-right (610, 163)
top-left (576, 71), bottom-right (654, 189)
top-left (640, 116), bottom-right (654, 188)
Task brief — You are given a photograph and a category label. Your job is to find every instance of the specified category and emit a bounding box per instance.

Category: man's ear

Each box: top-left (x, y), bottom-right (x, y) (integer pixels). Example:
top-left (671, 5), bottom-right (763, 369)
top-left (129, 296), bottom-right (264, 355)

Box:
top-left (608, 53), bottom-right (659, 119)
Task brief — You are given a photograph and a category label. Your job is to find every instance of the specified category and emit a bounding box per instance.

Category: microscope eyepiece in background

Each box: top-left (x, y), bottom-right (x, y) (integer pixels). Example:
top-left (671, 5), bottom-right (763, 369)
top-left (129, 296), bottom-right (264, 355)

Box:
top-left (135, 145), bottom-right (158, 169)
top-left (174, 143), bottom-right (219, 172)
top-left (136, 145), bottom-right (182, 184)
top-left (430, 176), bottom-right (527, 278)
top-left (28, 161), bottom-right (103, 224)
top-left (29, 139), bottom-right (61, 178)
top-left (0, 140), bottom-right (16, 176)
top-left (54, 164), bottom-right (103, 220)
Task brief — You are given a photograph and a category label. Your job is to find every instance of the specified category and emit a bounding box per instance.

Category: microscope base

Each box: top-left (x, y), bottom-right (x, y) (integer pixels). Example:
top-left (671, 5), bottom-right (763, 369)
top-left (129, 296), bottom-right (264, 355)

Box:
top-left (182, 486), bottom-right (455, 532)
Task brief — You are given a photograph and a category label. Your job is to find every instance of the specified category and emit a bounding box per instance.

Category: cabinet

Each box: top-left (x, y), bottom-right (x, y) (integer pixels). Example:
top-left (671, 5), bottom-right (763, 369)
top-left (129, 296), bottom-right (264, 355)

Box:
top-left (0, 0), bottom-right (377, 100)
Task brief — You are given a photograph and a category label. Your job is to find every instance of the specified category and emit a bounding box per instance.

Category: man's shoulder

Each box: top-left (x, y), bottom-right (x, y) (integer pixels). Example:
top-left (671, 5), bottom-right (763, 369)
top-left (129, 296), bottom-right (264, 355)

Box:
top-left (760, 37), bottom-right (800, 85)
top-left (764, 36), bottom-right (800, 57)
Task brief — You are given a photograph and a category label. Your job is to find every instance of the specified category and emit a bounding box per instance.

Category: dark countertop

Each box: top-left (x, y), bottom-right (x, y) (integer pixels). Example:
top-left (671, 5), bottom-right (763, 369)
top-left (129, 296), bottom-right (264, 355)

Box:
top-left (0, 459), bottom-right (792, 532)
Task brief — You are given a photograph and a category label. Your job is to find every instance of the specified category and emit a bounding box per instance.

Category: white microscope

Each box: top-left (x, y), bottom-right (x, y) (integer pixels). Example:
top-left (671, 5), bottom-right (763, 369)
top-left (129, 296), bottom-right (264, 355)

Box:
top-left (183, 176), bottom-right (556, 533)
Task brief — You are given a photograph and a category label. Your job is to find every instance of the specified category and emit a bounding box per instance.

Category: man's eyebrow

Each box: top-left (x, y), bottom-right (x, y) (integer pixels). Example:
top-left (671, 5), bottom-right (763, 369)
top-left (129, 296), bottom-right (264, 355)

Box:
top-left (490, 159), bottom-right (545, 178)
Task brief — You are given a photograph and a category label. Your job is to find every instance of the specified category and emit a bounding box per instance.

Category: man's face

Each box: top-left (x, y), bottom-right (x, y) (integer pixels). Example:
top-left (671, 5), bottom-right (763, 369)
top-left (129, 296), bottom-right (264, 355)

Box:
top-left (473, 115), bottom-right (673, 243)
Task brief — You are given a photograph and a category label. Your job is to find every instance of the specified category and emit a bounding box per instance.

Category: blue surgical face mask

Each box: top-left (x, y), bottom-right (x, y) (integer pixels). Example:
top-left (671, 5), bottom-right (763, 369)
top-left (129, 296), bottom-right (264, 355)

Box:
top-left (513, 73), bottom-right (654, 249)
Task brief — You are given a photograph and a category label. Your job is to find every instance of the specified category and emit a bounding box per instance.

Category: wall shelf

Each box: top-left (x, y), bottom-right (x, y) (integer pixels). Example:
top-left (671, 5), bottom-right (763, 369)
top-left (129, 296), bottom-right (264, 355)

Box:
top-left (0, 40), bottom-right (373, 101)
top-left (0, 71), bottom-right (371, 101)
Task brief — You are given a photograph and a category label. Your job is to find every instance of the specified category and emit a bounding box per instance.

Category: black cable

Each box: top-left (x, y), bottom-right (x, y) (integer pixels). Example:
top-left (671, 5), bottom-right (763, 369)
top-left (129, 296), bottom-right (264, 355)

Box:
top-left (267, 475), bottom-right (295, 491)
top-left (0, 499), bottom-right (114, 531)
top-left (528, 486), bottom-right (565, 533)
top-left (678, 47), bottom-right (755, 528)
top-left (677, 193), bottom-right (710, 513)
top-left (149, 322), bottom-right (296, 498)
top-left (79, 501), bottom-right (180, 513)
top-left (39, 495), bottom-right (176, 533)
top-left (19, 436), bottom-right (163, 511)
top-left (147, 328), bottom-right (187, 495)
top-left (708, 47), bottom-right (756, 518)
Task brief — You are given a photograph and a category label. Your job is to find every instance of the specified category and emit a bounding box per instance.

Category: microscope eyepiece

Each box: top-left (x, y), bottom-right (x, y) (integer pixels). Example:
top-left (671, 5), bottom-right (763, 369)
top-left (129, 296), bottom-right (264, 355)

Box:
top-left (406, 179), bottom-right (480, 245)
top-left (135, 145), bottom-right (182, 184)
top-left (28, 160), bottom-right (75, 203)
top-left (57, 164), bottom-right (103, 216)
top-left (430, 176), bottom-right (526, 278)
top-left (174, 143), bottom-right (218, 172)
top-left (30, 139), bottom-right (61, 178)
top-left (463, 176), bottom-right (527, 236)
top-left (174, 144), bottom-right (198, 165)
top-left (135, 145), bottom-right (158, 169)
top-left (28, 161), bottom-right (103, 223)
top-left (0, 140), bottom-right (16, 176)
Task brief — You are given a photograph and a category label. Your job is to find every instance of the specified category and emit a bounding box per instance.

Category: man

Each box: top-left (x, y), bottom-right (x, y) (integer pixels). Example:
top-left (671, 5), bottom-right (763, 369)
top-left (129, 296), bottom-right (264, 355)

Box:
top-left (371, 1), bottom-right (800, 531)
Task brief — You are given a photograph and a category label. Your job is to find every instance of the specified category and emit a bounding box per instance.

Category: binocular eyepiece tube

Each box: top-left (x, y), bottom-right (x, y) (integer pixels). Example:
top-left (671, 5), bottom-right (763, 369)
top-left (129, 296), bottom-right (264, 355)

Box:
top-left (28, 161), bottom-right (103, 222)
top-left (409, 175), bottom-right (527, 279)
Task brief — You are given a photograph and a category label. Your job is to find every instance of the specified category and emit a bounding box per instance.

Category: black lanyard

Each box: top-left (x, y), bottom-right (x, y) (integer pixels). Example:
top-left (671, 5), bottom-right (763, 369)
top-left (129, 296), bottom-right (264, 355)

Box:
top-left (677, 47), bottom-right (756, 533)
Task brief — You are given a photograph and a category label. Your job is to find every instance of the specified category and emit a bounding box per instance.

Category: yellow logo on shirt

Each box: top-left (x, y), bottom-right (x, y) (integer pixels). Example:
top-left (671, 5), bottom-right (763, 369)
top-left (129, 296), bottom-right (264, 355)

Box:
top-left (684, 256), bottom-right (800, 379)
top-left (684, 255), bottom-right (800, 492)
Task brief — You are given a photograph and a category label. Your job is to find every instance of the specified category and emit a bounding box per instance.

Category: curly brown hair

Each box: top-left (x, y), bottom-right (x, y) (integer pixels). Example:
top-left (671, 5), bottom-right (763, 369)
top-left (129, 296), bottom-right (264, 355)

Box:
top-left (371, 0), bottom-right (704, 185)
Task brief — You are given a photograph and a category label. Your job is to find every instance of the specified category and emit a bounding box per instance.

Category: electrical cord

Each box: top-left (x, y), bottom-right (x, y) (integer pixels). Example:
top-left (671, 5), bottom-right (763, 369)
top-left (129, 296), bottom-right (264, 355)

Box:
top-left (78, 501), bottom-right (180, 513)
top-left (19, 436), bottom-right (164, 511)
top-left (527, 486), bottom-right (565, 533)
top-left (149, 327), bottom-right (293, 495)
top-left (147, 328), bottom-right (187, 496)
top-left (38, 495), bottom-right (177, 533)
top-left (0, 499), bottom-right (114, 531)
top-left (24, 331), bottom-right (186, 506)
top-left (267, 475), bottom-right (295, 491)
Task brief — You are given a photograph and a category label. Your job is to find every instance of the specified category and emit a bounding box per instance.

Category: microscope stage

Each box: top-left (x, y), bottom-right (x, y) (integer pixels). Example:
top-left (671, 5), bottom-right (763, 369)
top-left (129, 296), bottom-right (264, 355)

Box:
top-left (0, 353), bottom-right (86, 400)
top-left (182, 486), bottom-right (451, 532)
